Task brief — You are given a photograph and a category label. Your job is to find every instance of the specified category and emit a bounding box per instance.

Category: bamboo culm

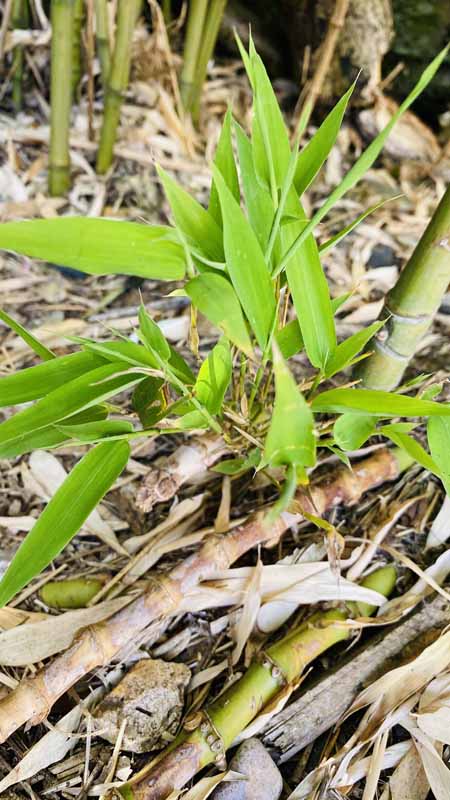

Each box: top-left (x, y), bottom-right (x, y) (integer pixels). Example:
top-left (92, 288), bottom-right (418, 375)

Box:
top-left (96, 0), bottom-right (141, 174)
top-left (358, 184), bottom-right (450, 390)
top-left (186, 0), bottom-right (227, 121)
top-left (94, 0), bottom-right (111, 86)
top-left (122, 566), bottom-right (396, 800)
top-left (49, 0), bottom-right (75, 196)
top-left (0, 447), bottom-right (403, 744)
top-left (71, 0), bottom-right (85, 98)
top-left (11, 0), bottom-right (29, 110)
top-left (180, 0), bottom-right (208, 110)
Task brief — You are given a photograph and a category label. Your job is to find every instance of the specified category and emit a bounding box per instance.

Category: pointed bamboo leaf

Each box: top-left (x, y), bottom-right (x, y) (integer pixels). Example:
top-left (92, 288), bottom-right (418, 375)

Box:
top-left (57, 420), bottom-right (134, 442)
top-left (277, 45), bottom-right (450, 275)
top-left (294, 83), bottom-right (355, 196)
top-left (0, 308), bottom-right (55, 361)
top-left (0, 441), bottom-right (130, 606)
top-left (312, 388), bottom-right (450, 417)
top-left (427, 417), bottom-right (450, 495)
top-left (157, 166), bottom-right (224, 262)
top-left (211, 165), bottom-right (276, 350)
top-left (0, 351), bottom-right (106, 407)
top-left (325, 320), bottom-right (385, 377)
top-left (275, 319), bottom-right (304, 359)
top-left (209, 108), bottom-right (240, 225)
top-left (0, 363), bottom-right (144, 458)
top-left (132, 376), bottom-right (166, 427)
top-left (185, 274), bottom-right (253, 357)
top-left (178, 337), bottom-right (232, 429)
top-left (319, 196), bottom-right (401, 256)
top-left (138, 304), bottom-right (171, 361)
top-left (234, 123), bottom-right (275, 253)
top-left (380, 424), bottom-right (440, 475)
top-left (333, 413), bottom-right (376, 451)
top-left (264, 345), bottom-right (316, 468)
top-left (250, 47), bottom-right (290, 190)
top-left (0, 219), bottom-right (186, 280)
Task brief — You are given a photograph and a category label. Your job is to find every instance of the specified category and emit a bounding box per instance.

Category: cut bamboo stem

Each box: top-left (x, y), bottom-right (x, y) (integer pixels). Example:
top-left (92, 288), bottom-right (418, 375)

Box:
top-left (180, 0), bottom-right (208, 110)
top-left (49, 0), bottom-right (75, 196)
top-left (121, 567), bottom-right (396, 799)
top-left (96, 0), bottom-right (141, 174)
top-left (189, 0), bottom-right (227, 122)
top-left (94, 0), bottom-right (111, 86)
top-left (358, 184), bottom-right (450, 390)
top-left (0, 447), bottom-right (401, 744)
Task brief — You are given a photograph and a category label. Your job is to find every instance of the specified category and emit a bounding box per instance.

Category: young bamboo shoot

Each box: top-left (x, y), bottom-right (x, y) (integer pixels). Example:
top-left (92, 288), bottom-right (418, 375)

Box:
top-left (358, 185), bottom-right (450, 390)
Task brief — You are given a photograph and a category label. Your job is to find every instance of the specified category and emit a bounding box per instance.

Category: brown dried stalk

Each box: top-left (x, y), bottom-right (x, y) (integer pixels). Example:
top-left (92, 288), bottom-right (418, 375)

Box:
top-left (0, 448), bottom-right (399, 744)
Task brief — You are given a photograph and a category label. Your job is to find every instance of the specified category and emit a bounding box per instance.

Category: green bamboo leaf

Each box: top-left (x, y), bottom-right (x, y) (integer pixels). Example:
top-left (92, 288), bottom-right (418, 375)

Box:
top-left (427, 417), bottom-right (450, 494)
top-left (177, 337), bottom-right (232, 429)
top-left (312, 388), bottom-right (450, 417)
top-left (379, 425), bottom-right (438, 475)
top-left (0, 440), bottom-right (130, 606)
top-left (234, 123), bottom-right (275, 253)
top-left (157, 166), bottom-right (224, 262)
top-left (58, 419), bottom-right (134, 442)
top-left (333, 413), bottom-right (376, 451)
top-left (319, 196), bottom-right (402, 256)
top-left (0, 308), bottom-right (55, 361)
top-left (209, 108), bottom-right (240, 225)
top-left (275, 319), bottom-right (304, 359)
top-left (138, 304), bottom-right (171, 361)
top-left (0, 363), bottom-right (144, 458)
top-left (132, 376), bottom-right (166, 427)
top-left (0, 351), bottom-right (106, 407)
top-left (294, 83), bottom-right (355, 196)
top-left (250, 46), bottom-right (290, 191)
top-left (276, 45), bottom-right (449, 276)
top-left (325, 321), bottom-right (385, 377)
top-left (76, 338), bottom-right (194, 385)
top-left (211, 165), bottom-right (276, 350)
top-left (185, 274), bottom-right (253, 357)
top-left (0, 219), bottom-right (186, 280)
top-left (0, 404), bottom-right (108, 455)
top-left (212, 448), bottom-right (261, 476)
top-left (264, 345), bottom-right (316, 468)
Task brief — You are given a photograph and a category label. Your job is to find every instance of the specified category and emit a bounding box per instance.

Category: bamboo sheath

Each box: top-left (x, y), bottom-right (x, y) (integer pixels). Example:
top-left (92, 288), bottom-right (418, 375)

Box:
top-left (0, 448), bottom-right (399, 744)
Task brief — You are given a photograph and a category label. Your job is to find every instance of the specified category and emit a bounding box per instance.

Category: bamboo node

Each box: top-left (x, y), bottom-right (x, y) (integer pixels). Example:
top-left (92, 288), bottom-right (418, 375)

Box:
top-left (198, 711), bottom-right (226, 764)
top-left (256, 650), bottom-right (288, 688)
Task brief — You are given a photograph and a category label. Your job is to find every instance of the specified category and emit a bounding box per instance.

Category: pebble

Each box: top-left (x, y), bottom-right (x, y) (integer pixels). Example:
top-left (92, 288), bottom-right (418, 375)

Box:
top-left (93, 658), bottom-right (190, 753)
top-left (211, 738), bottom-right (282, 800)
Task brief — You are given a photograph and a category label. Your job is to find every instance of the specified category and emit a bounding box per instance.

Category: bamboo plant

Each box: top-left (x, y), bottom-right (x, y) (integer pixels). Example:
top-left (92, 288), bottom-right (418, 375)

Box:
top-left (49, 0), bottom-right (75, 196)
top-left (96, 0), bottom-right (141, 174)
top-left (94, 0), bottom-right (111, 86)
top-left (358, 184), bottom-right (450, 391)
top-left (120, 566), bottom-right (396, 799)
top-left (0, 39), bottom-right (448, 748)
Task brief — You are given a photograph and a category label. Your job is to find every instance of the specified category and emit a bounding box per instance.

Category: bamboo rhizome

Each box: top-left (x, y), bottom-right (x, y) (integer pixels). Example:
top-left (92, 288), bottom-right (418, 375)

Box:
top-left (49, 0), bottom-right (75, 196)
top-left (96, 0), bottom-right (141, 174)
top-left (358, 184), bottom-right (450, 390)
top-left (120, 566), bottom-right (397, 799)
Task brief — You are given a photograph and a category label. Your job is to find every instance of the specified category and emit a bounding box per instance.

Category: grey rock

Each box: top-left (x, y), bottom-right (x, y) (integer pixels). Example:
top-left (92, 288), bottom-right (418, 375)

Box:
top-left (93, 658), bottom-right (190, 753)
top-left (212, 738), bottom-right (282, 800)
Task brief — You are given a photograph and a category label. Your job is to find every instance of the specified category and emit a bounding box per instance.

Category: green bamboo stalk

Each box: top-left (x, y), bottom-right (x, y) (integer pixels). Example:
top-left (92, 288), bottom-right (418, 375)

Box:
top-left (11, 0), bottom-right (29, 110)
top-left (120, 566), bottom-right (396, 799)
top-left (49, 0), bottom-right (75, 196)
top-left (180, 0), bottom-right (208, 110)
top-left (94, 0), bottom-right (110, 86)
top-left (358, 185), bottom-right (450, 390)
top-left (96, 0), bottom-right (141, 174)
top-left (71, 0), bottom-right (85, 98)
top-left (189, 0), bottom-right (227, 122)
top-left (162, 0), bottom-right (171, 26)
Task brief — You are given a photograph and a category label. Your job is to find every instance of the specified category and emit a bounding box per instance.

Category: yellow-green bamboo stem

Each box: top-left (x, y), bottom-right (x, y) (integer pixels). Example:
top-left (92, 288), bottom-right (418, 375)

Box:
top-left (71, 0), bottom-right (85, 98)
top-left (358, 185), bottom-right (450, 390)
top-left (11, 0), bottom-right (29, 110)
top-left (96, 0), bottom-right (141, 174)
top-left (121, 566), bottom-right (396, 799)
top-left (162, 0), bottom-right (171, 26)
top-left (94, 0), bottom-right (110, 86)
top-left (190, 0), bottom-right (227, 122)
top-left (180, 0), bottom-right (208, 110)
top-left (49, 0), bottom-right (75, 196)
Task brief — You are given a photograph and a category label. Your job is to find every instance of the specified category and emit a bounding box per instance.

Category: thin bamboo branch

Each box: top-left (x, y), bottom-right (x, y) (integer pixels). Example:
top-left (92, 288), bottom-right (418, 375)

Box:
top-left (189, 0), bottom-right (227, 122)
top-left (122, 567), bottom-right (396, 799)
top-left (96, 0), bottom-right (141, 174)
top-left (0, 447), bottom-right (401, 744)
top-left (49, 0), bottom-right (75, 196)
top-left (358, 184), bottom-right (450, 390)
top-left (94, 0), bottom-right (110, 86)
top-left (180, 0), bottom-right (208, 110)
top-left (294, 0), bottom-right (350, 131)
